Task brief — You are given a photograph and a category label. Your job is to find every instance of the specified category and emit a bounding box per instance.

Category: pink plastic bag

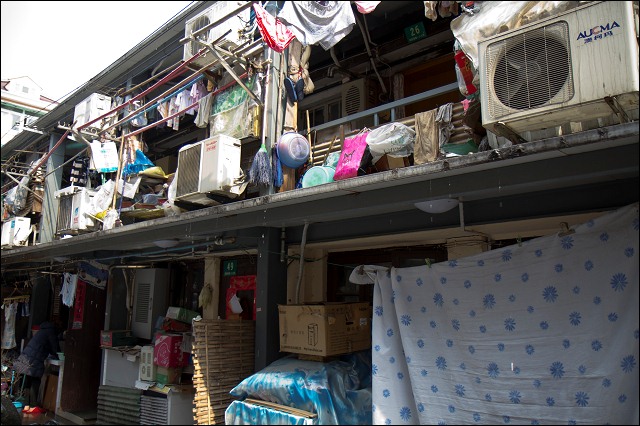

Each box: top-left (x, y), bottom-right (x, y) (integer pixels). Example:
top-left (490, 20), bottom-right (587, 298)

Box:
top-left (334, 132), bottom-right (370, 181)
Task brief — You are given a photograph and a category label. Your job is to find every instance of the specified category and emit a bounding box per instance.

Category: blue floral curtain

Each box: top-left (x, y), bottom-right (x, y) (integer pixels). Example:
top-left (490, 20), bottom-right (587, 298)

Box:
top-left (357, 202), bottom-right (639, 424)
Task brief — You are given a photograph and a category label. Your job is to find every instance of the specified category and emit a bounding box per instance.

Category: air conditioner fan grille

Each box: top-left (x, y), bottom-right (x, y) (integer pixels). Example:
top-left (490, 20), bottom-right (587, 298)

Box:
top-left (176, 144), bottom-right (202, 198)
top-left (344, 85), bottom-right (363, 116)
top-left (486, 21), bottom-right (574, 117)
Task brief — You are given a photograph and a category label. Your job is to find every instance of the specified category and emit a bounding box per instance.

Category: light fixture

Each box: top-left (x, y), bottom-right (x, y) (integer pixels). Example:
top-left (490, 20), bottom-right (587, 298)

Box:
top-left (153, 239), bottom-right (180, 248)
top-left (414, 198), bottom-right (460, 214)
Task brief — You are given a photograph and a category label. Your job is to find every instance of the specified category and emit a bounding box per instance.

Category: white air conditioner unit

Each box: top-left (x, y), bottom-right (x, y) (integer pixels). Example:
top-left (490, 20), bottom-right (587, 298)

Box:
top-left (183, 2), bottom-right (251, 70)
top-left (73, 93), bottom-right (113, 131)
top-left (1, 217), bottom-right (31, 248)
top-left (132, 269), bottom-right (169, 340)
top-left (341, 78), bottom-right (380, 116)
top-left (175, 134), bottom-right (243, 206)
top-left (478, 1), bottom-right (639, 138)
top-left (54, 186), bottom-right (98, 236)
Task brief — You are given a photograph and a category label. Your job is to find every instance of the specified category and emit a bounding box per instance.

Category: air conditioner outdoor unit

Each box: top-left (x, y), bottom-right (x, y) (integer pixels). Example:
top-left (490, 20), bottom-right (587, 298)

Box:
top-left (478, 1), bottom-right (639, 138)
top-left (132, 269), bottom-right (169, 340)
top-left (341, 78), bottom-right (380, 116)
top-left (1, 217), bottom-right (31, 248)
top-left (175, 134), bottom-right (243, 206)
top-left (54, 186), bottom-right (98, 236)
top-left (183, 1), bottom-right (251, 70)
top-left (73, 93), bottom-right (114, 132)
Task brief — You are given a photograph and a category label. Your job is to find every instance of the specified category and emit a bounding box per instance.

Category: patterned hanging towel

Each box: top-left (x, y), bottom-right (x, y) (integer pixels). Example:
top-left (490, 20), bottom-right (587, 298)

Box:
top-left (61, 273), bottom-right (78, 307)
top-left (1, 302), bottom-right (18, 349)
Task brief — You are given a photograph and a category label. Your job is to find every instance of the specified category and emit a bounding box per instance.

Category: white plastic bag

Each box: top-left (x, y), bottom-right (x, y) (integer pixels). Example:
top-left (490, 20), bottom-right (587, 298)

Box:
top-left (89, 141), bottom-right (119, 173)
top-left (365, 122), bottom-right (416, 163)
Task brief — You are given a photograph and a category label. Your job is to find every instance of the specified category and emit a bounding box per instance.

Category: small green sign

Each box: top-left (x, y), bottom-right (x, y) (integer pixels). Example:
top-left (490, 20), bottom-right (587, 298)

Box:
top-left (404, 22), bottom-right (427, 43)
top-left (223, 260), bottom-right (237, 276)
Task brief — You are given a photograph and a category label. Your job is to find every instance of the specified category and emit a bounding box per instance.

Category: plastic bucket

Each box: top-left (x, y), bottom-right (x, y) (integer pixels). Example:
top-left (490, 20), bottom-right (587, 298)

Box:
top-left (277, 132), bottom-right (310, 168)
top-left (301, 166), bottom-right (335, 188)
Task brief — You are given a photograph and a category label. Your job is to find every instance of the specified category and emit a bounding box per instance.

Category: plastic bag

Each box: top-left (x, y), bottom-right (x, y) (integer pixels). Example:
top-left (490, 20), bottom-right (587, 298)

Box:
top-left (454, 41), bottom-right (477, 98)
top-left (334, 132), bottom-right (371, 181)
top-left (365, 122), bottom-right (416, 163)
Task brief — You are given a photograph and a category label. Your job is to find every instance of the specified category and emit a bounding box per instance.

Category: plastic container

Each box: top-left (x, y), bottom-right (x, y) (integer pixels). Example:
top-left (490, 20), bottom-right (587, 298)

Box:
top-left (277, 132), bottom-right (310, 168)
top-left (301, 166), bottom-right (335, 188)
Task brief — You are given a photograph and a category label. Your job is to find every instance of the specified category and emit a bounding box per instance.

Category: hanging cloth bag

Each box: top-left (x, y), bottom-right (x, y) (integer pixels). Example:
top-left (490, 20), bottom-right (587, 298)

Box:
top-left (334, 131), bottom-right (371, 181)
top-left (253, 3), bottom-right (295, 53)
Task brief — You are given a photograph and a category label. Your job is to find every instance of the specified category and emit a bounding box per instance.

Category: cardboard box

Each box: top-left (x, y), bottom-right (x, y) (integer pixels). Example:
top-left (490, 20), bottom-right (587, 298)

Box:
top-left (155, 366), bottom-right (182, 385)
top-left (42, 373), bottom-right (58, 412)
top-left (154, 155), bottom-right (178, 175)
top-left (165, 306), bottom-right (199, 324)
top-left (100, 330), bottom-right (138, 347)
top-left (278, 302), bottom-right (372, 357)
top-left (375, 154), bottom-right (410, 171)
top-left (154, 333), bottom-right (188, 367)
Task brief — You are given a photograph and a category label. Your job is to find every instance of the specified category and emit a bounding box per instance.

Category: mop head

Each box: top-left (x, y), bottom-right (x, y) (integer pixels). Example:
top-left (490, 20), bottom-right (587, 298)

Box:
top-left (249, 144), bottom-right (272, 186)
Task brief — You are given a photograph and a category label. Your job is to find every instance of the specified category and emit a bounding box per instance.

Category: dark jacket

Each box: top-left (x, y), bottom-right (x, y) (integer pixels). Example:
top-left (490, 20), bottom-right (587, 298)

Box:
top-left (14, 322), bottom-right (60, 378)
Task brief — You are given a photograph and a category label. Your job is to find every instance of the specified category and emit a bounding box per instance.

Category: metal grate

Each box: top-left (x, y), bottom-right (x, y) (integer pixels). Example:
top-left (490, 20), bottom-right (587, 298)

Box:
top-left (140, 395), bottom-right (168, 425)
top-left (176, 142), bottom-right (202, 198)
top-left (134, 281), bottom-right (151, 324)
top-left (486, 21), bottom-right (574, 118)
top-left (96, 385), bottom-right (141, 425)
top-left (344, 84), bottom-right (363, 116)
top-left (56, 194), bottom-right (73, 234)
top-left (187, 15), bottom-right (211, 58)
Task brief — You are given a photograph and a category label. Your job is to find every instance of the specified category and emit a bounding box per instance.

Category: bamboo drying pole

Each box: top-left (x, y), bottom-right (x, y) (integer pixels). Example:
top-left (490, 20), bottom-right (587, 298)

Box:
top-left (306, 109), bottom-right (313, 163)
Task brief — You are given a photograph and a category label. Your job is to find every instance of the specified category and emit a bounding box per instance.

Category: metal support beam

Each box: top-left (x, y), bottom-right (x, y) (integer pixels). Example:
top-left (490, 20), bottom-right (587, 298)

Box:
top-left (254, 227), bottom-right (287, 370)
top-left (38, 133), bottom-right (66, 243)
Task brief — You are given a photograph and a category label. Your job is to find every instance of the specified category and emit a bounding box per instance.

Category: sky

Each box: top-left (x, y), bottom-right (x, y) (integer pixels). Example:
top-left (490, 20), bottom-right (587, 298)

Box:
top-left (1, 1), bottom-right (193, 102)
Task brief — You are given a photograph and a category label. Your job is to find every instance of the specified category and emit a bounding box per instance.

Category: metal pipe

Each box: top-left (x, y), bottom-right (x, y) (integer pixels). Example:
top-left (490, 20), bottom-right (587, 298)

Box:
top-left (29, 123), bottom-right (75, 177)
top-left (77, 47), bottom-right (208, 131)
top-left (123, 72), bottom-right (249, 139)
top-left (295, 221), bottom-right (310, 304)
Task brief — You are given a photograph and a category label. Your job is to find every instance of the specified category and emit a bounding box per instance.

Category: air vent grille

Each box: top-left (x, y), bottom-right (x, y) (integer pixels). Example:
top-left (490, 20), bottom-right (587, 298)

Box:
top-left (176, 143), bottom-right (202, 198)
top-left (485, 21), bottom-right (574, 118)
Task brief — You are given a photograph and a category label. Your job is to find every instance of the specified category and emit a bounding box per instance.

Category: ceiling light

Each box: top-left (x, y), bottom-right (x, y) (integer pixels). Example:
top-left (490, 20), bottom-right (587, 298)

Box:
top-left (414, 198), bottom-right (459, 214)
top-left (153, 239), bottom-right (180, 248)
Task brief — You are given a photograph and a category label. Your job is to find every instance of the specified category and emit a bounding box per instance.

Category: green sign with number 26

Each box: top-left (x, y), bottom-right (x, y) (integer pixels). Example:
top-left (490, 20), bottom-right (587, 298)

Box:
top-left (404, 22), bottom-right (427, 43)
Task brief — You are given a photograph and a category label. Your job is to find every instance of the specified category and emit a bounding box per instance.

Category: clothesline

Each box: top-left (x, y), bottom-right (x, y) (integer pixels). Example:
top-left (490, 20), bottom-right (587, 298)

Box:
top-left (76, 47), bottom-right (208, 132)
top-left (2, 295), bottom-right (30, 302)
top-left (125, 71), bottom-right (250, 139)
top-left (116, 74), bottom-right (206, 130)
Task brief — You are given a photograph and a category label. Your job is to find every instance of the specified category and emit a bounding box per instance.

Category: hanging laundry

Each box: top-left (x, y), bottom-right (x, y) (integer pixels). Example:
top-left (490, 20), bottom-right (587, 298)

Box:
top-left (414, 109), bottom-right (440, 165)
top-left (195, 93), bottom-right (214, 128)
top-left (278, 1), bottom-right (356, 50)
top-left (61, 273), bottom-right (78, 307)
top-left (189, 79), bottom-right (208, 114)
top-left (253, 3), bottom-right (296, 53)
top-left (156, 99), bottom-right (170, 129)
top-left (21, 300), bottom-right (30, 317)
top-left (130, 99), bottom-right (148, 127)
top-left (436, 103), bottom-right (454, 146)
top-left (176, 88), bottom-right (194, 116)
top-left (438, 1), bottom-right (459, 18)
top-left (167, 95), bottom-right (180, 130)
top-left (354, 1), bottom-right (380, 14)
top-left (424, 1), bottom-right (438, 21)
top-left (1, 302), bottom-right (18, 349)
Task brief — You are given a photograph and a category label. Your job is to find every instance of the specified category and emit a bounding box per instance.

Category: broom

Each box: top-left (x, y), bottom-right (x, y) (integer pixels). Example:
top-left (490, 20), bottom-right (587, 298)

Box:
top-left (249, 63), bottom-right (272, 186)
